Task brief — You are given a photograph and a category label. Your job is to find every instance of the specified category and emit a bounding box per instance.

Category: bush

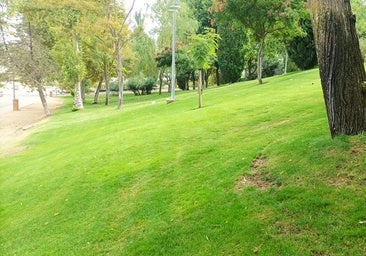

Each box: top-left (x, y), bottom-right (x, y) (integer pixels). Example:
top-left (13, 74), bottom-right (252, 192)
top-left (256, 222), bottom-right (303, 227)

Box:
top-left (141, 77), bottom-right (157, 95)
top-left (126, 77), bottom-right (157, 96)
top-left (126, 78), bottom-right (141, 95)
top-left (109, 81), bottom-right (119, 92)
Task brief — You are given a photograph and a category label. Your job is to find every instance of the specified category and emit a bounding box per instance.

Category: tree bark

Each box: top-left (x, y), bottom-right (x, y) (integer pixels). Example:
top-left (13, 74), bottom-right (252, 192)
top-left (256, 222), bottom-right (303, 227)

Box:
top-left (74, 81), bottom-right (84, 110)
top-left (104, 59), bottom-right (110, 106)
top-left (37, 84), bottom-right (51, 116)
top-left (198, 69), bottom-right (203, 108)
top-left (116, 38), bottom-right (124, 110)
top-left (93, 77), bottom-right (103, 104)
top-left (257, 39), bottom-right (264, 84)
top-left (308, 0), bottom-right (366, 137)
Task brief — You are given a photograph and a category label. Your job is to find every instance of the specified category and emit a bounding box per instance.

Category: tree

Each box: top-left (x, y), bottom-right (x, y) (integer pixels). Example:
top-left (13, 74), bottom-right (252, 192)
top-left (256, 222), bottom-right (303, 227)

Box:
top-left (152, 0), bottom-right (198, 49)
top-left (216, 22), bottom-right (246, 83)
top-left (152, 0), bottom-right (198, 93)
top-left (287, 17), bottom-right (317, 70)
top-left (1, 1), bottom-right (57, 115)
top-left (351, 0), bottom-right (366, 59)
top-left (188, 29), bottom-right (220, 108)
top-left (308, 0), bottom-right (366, 137)
top-left (184, 0), bottom-right (213, 34)
top-left (216, 0), bottom-right (304, 84)
top-left (129, 12), bottom-right (157, 80)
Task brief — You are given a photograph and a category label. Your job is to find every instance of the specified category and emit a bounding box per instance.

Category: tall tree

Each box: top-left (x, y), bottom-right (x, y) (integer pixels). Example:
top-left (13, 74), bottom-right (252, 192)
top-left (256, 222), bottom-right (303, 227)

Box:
top-left (216, 22), bottom-right (246, 83)
top-left (308, 0), bottom-right (366, 137)
top-left (188, 29), bottom-right (220, 108)
top-left (152, 0), bottom-right (198, 49)
top-left (287, 17), bottom-right (317, 70)
top-left (129, 12), bottom-right (157, 80)
top-left (1, 1), bottom-right (57, 115)
top-left (216, 0), bottom-right (304, 84)
top-left (107, 0), bottom-right (134, 109)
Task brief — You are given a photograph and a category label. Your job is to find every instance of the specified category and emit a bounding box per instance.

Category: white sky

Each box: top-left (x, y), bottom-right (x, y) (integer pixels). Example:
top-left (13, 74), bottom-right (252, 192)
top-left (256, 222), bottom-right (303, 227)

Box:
top-left (125, 0), bottom-right (157, 34)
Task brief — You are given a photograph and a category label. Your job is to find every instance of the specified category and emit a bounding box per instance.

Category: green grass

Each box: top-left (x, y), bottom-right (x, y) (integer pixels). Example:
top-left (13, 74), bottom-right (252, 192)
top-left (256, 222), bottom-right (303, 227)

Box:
top-left (1, 69), bottom-right (365, 255)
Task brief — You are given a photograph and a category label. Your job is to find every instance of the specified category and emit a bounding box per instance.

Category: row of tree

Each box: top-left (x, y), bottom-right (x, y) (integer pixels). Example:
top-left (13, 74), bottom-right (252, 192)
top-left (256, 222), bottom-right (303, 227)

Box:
top-left (0, 0), bottom-right (365, 133)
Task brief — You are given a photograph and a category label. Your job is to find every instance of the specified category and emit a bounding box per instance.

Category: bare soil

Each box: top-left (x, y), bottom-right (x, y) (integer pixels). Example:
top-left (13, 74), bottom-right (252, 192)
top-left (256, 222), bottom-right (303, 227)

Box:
top-left (0, 97), bottom-right (63, 158)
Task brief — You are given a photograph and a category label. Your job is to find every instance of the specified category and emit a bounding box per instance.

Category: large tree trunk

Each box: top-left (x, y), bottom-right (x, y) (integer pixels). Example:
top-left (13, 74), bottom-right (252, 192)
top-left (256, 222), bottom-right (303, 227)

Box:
top-left (308, 0), bottom-right (366, 137)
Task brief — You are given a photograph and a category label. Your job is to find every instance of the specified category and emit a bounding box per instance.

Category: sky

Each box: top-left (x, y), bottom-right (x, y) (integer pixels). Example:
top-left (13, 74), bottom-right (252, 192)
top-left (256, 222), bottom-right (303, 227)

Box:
top-left (125, 0), bottom-right (157, 34)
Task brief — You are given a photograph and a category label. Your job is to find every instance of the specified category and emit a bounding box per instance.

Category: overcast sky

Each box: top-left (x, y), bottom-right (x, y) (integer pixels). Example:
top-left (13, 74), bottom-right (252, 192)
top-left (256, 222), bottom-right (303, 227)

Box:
top-left (125, 0), bottom-right (156, 34)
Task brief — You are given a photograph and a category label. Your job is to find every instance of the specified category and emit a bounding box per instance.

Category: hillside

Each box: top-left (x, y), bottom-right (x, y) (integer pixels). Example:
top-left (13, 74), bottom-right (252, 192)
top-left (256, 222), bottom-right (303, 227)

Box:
top-left (1, 69), bottom-right (365, 255)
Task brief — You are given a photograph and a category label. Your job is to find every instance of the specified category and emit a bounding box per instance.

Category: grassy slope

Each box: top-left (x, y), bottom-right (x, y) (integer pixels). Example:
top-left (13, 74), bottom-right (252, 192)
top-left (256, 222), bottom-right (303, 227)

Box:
top-left (1, 69), bottom-right (365, 255)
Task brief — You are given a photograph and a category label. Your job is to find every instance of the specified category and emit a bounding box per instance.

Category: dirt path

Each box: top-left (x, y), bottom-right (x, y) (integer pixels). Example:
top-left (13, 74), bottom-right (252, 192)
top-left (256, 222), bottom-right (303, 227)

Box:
top-left (0, 97), bottom-right (64, 158)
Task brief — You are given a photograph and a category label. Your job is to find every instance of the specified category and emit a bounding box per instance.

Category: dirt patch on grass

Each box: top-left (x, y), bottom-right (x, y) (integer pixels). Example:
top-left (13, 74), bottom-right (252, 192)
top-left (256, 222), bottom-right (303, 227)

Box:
top-left (235, 156), bottom-right (280, 192)
top-left (251, 156), bottom-right (267, 170)
top-left (328, 143), bottom-right (366, 187)
top-left (274, 221), bottom-right (301, 235)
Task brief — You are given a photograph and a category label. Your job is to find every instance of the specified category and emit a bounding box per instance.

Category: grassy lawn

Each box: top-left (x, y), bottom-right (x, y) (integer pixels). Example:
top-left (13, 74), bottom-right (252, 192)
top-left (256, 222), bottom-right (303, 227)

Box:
top-left (1, 69), bottom-right (365, 255)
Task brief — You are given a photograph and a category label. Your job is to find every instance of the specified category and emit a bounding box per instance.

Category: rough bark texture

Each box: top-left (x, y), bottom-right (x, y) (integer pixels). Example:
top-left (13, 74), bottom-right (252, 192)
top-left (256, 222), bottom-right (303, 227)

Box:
top-left (308, 0), bottom-right (366, 137)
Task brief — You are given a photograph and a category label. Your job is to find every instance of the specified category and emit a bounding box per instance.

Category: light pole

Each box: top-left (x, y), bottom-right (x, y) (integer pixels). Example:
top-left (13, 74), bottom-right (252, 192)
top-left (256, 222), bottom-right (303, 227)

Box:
top-left (169, 0), bottom-right (179, 102)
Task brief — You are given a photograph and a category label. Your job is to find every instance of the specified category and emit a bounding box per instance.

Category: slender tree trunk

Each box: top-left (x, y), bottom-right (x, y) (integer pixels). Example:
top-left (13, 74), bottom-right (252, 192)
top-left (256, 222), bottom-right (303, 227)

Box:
top-left (257, 40), bottom-right (264, 84)
top-left (158, 69), bottom-right (163, 95)
top-left (308, 0), bottom-right (366, 137)
top-left (284, 50), bottom-right (288, 74)
top-left (215, 61), bottom-right (220, 86)
top-left (81, 79), bottom-right (86, 103)
top-left (104, 59), bottom-right (110, 106)
top-left (73, 35), bottom-right (84, 110)
top-left (116, 38), bottom-right (124, 110)
top-left (192, 71), bottom-right (196, 90)
top-left (27, 23), bottom-right (51, 115)
top-left (198, 69), bottom-right (203, 108)
top-left (204, 70), bottom-right (209, 88)
top-left (93, 77), bottom-right (103, 104)
top-left (37, 84), bottom-right (51, 116)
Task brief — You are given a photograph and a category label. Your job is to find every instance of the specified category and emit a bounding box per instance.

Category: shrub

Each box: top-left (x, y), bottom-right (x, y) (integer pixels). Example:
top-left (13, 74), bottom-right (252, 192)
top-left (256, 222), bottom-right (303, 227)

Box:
top-left (126, 78), bottom-right (141, 95)
top-left (141, 77), bottom-right (157, 95)
top-left (126, 77), bottom-right (157, 96)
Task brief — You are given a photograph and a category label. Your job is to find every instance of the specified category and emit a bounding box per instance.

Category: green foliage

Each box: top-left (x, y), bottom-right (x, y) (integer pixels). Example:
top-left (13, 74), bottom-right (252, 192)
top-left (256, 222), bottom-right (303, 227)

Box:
top-left (126, 77), bottom-right (157, 95)
top-left (287, 18), bottom-right (318, 70)
top-left (141, 77), bottom-right (157, 94)
top-left (1, 70), bottom-right (366, 255)
top-left (217, 0), bottom-right (306, 83)
top-left (352, 0), bottom-right (366, 59)
top-left (130, 25), bottom-right (157, 79)
top-left (217, 23), bottom-right (246, 83)
top-left (155, 45), bottom-right (195, 90)
top-left (184, 0), bottom-right (214, 33)
top-left (152, 0), bottom-right (198, 49)
top-left (188, 28), bottom-right (220, 70)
